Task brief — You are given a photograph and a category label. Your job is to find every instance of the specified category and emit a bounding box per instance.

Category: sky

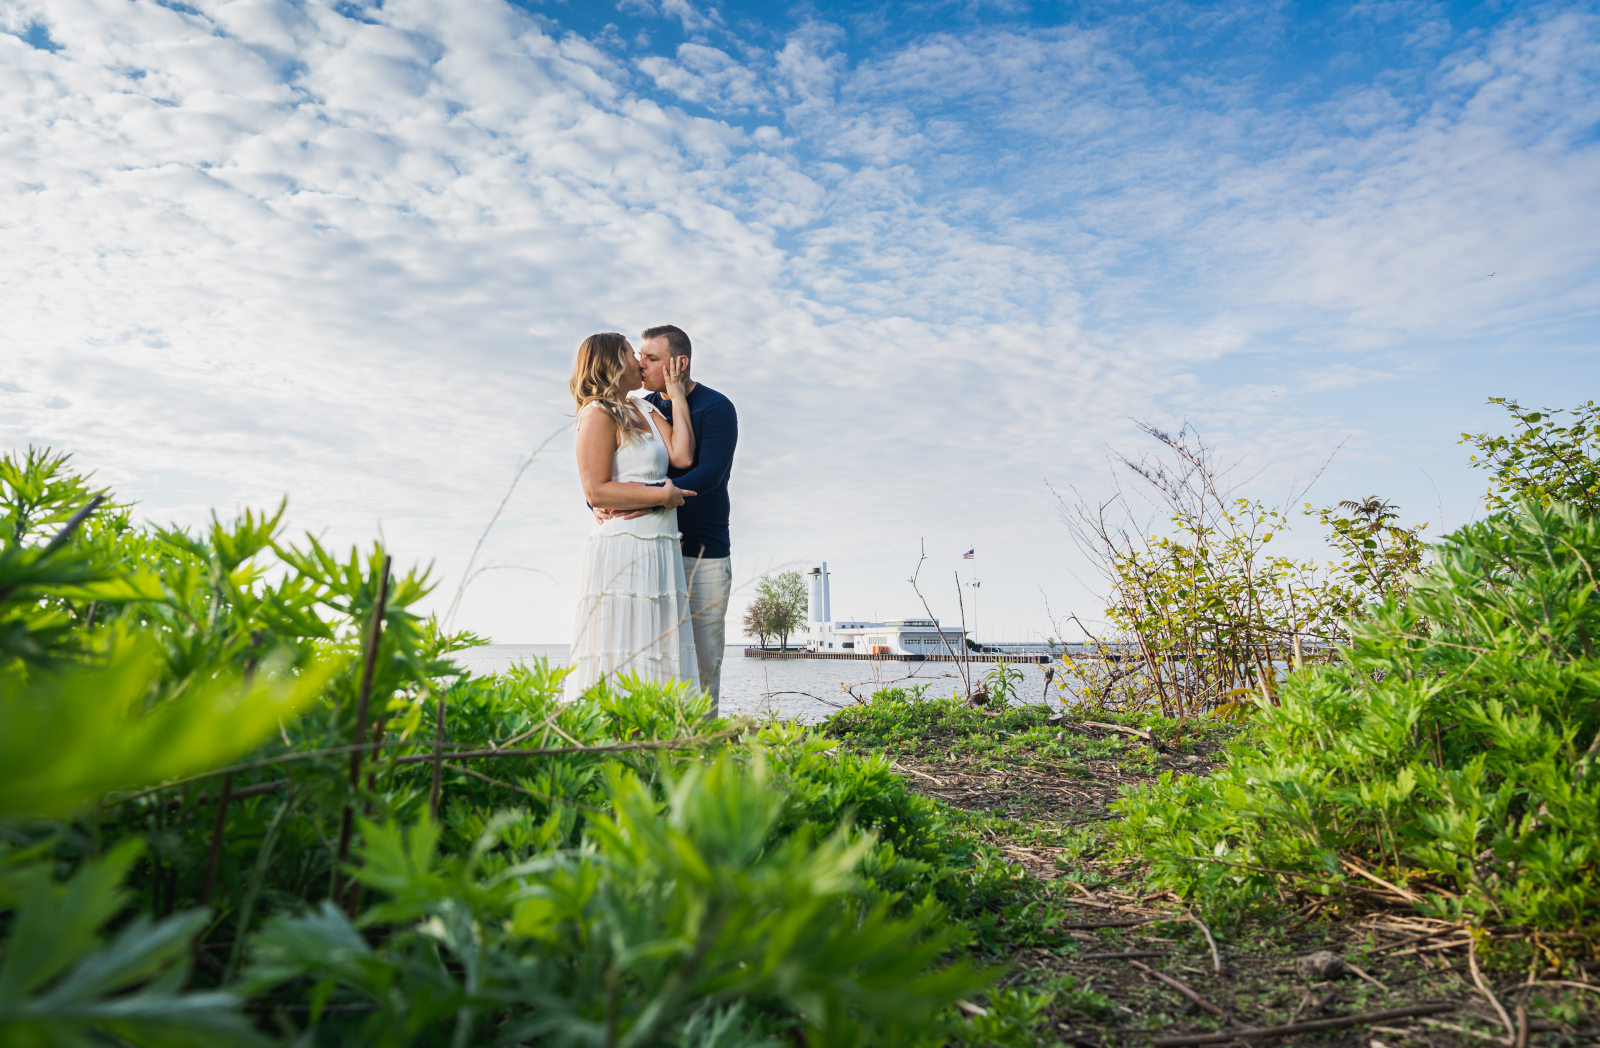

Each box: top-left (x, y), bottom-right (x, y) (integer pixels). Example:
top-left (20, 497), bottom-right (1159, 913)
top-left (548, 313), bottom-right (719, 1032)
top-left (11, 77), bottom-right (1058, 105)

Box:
top-left (2, 0), bottom-right (1598, 644)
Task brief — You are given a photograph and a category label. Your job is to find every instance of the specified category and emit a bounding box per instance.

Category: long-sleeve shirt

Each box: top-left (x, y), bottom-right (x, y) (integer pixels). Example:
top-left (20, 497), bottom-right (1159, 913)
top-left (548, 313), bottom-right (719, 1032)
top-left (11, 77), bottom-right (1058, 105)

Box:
top-left (647, 382), bottom-right (737, 559)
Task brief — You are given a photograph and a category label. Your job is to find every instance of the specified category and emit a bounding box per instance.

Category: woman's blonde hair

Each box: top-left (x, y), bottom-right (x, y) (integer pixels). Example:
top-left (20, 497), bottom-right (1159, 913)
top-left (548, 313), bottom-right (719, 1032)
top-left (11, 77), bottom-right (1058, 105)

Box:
top-left (571, 332), bottom-right (644, 444)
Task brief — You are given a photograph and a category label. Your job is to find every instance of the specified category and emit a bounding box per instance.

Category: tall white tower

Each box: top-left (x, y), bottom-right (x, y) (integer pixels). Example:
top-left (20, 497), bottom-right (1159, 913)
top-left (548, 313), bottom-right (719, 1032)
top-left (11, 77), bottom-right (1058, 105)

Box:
top-left (807, 564), bottom-right (833, 650)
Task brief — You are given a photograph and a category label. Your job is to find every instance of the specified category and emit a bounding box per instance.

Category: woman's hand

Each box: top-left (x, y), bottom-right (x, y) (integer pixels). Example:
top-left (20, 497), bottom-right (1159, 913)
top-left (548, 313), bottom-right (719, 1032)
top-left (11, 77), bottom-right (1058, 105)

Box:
top-left (661, 356), bottom-right (697, 469)
top-left (664, 355), bottom-right (690, 399)
top-left (660, 477), bottom-right (696, 509)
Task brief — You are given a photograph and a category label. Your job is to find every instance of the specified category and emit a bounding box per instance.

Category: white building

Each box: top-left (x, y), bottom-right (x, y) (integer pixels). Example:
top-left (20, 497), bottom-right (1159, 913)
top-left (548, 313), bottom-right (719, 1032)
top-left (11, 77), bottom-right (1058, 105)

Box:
top-left (805, 564), bottom-right (966, 655)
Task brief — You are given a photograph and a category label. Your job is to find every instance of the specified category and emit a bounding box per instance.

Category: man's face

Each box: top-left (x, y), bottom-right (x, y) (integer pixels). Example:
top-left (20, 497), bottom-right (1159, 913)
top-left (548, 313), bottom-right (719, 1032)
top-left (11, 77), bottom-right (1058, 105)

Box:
top-left (638, 336), bottom-right (671, 393)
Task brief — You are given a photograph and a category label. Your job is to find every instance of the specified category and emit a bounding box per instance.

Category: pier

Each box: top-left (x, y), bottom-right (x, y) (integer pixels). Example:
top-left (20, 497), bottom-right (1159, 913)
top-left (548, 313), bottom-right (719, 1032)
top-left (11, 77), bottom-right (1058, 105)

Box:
top-left (744, 648), bottom-right (1052, 664)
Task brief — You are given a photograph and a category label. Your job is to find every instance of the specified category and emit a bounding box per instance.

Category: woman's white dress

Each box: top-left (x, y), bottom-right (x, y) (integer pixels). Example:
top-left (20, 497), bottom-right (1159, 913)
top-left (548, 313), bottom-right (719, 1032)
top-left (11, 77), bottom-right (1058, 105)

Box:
top-left (564, 398), bottom-right (700, 700)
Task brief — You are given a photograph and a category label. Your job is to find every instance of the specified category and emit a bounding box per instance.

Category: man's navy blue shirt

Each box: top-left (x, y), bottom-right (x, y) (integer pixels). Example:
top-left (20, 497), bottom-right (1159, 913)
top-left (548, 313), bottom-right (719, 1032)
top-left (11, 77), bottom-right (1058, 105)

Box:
top-left (648, 383), bottom-right (737, 559)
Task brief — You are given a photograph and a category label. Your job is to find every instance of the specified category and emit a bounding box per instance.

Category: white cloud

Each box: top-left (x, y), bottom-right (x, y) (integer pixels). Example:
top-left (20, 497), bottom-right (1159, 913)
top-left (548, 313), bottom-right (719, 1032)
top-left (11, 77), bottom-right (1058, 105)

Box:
top-left (1, 0), bottom-right (1596, 644)
top-left (638, 42), bottom-right (771, 113)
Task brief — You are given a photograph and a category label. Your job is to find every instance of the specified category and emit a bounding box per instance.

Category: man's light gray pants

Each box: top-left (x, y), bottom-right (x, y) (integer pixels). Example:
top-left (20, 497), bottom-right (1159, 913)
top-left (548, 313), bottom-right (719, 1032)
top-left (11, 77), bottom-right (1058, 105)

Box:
top-left (684, 555), bottom-right (731, 717)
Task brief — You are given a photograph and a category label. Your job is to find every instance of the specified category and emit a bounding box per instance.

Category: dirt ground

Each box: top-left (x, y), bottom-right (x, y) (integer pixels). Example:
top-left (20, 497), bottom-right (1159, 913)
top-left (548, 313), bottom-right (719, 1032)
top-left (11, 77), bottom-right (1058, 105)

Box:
top-left (864, 722), bottom-right (1600, 1048)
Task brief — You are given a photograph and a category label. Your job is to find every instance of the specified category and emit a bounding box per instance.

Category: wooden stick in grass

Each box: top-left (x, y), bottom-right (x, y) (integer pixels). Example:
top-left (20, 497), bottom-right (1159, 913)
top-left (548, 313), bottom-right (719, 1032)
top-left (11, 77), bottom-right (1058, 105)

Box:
top-left (199, 773), bottom-right (232, 905)
top-left (430, 689), bottom-right (446, 820)
top-left (345, 708), bottom-right (390, 918)
top-left (0, 494), bottom-right (107, 602)
top-left (331, 555), bottom-right (391, 905)
top-left (1469, 937), bottom-right (1516, 1044)
top-left (1187, 912), bottom-right (1222, 973)
top-left (1150, 1003), bottom-right (1456, 1047)
top-left (1129, 960), bottom-right (1226, 1018)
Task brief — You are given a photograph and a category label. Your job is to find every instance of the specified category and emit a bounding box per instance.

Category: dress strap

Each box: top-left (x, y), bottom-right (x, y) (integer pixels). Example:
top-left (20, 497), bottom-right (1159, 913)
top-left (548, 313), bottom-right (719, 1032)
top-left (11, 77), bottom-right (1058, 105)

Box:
top-left (633, 398), bottom-right (667, 446)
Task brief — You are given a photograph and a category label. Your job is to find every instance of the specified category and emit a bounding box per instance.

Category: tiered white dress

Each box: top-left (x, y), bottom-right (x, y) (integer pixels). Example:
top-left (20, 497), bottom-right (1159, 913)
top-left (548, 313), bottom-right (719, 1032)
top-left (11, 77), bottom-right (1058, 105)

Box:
top-left (564, 398), bottom-right (700, 700)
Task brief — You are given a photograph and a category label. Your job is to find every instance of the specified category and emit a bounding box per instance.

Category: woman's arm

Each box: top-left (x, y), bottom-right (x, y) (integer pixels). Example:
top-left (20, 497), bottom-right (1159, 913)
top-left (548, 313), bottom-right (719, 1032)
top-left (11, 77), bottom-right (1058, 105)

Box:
top-left (577, 405), bottom-right (694, 510)
top-left (659, 356), bottom-right (696, 469)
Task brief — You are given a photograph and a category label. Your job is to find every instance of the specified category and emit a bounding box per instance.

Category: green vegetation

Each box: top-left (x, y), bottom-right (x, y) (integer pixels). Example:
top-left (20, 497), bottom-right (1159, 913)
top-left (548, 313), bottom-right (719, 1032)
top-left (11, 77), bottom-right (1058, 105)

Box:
top-left (1464, 397), bottom-right (1600, 514)
top-left (1060, 423), bottom-right (1429, 717)
top-left (0, 450), bottom-right (1004, 1046)
top-left (1116, 499), bottom-right (1600, 939)
top-left (743, 570), bottom-right (808, 650)
top-left (7, 394), bottom-right (1600, 1046)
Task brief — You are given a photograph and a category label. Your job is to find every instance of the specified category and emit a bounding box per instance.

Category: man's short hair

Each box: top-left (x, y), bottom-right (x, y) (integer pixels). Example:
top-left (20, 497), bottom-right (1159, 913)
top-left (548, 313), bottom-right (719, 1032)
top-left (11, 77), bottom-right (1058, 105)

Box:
top-left (641, 324), bottom-right (692, 358)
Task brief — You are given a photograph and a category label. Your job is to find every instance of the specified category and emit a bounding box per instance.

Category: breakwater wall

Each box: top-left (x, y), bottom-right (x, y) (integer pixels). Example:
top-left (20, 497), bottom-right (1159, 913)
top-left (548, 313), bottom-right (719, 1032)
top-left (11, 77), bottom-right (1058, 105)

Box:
top-left (743, 648), bottom-right (1053, 664)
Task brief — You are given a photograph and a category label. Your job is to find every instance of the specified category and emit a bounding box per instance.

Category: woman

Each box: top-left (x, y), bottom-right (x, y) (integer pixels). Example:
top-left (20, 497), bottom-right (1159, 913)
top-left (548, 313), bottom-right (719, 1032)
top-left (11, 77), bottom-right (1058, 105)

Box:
top-left (564, 331), bottom-right (699, 700)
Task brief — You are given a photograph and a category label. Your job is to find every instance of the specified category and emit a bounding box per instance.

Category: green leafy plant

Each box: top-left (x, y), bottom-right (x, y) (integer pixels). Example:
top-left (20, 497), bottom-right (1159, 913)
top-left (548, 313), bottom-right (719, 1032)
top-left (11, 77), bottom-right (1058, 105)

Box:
top-left (1463, 398), bottom-right (1600, 515)
top-left (242, 754), bottom-right (991, 1046)
top-left (981, 660), bottom-right (1024, 706)
top-left (0, 841), bottom-right (267, 1047)
top-left (0, 447), bottom-right (1008, 1047)
top-left (1113, 501), bottom-right (1600, 942)
top-left (1312, 496), bottom-right (1427, 602)
top-left (1061, 422), bottom-right (1421, 715)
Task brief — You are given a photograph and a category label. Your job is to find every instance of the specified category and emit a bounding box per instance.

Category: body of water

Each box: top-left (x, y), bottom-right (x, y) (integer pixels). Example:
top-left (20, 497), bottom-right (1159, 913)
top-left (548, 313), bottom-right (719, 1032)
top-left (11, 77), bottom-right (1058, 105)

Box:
top-left (449, 645), bottom-right (1065, 722)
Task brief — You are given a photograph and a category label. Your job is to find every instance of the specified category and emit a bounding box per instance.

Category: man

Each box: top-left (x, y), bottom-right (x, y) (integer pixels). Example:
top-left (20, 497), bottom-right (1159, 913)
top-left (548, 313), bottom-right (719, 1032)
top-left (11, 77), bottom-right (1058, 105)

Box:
top-left (601, 325), bottom-right (738, 713)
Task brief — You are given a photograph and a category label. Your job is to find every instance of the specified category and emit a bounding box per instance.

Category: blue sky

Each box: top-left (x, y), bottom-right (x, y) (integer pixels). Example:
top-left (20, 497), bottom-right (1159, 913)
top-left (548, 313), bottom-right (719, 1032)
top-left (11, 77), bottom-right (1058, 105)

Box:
top-left (2, 0), bottom-right (1597, 643)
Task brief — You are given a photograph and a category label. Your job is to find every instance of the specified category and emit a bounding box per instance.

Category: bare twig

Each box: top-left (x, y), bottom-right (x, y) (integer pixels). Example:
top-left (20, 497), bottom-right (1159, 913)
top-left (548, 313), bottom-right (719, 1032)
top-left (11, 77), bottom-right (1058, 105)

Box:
top-left (890, 762), bottom-right (945, 787)
top-left (1150, 1003), bottom-right (1456, 1047)
top-left (444, 762), bottom-right (602, 813)
top-left (1390, 939), bottom-right (1473, 957)
top-left (1345, 961), bottom-right (1386, 991)
top-left (114, 727), bottom-right (750, 806)
top-left (0, 493), bottom-right (108, 602)
top-left (954, 570), bottom-right (972, 693)
top-left (1469, 937), bottom-right (1516, 1044)
top-left (1174, 854), bottom-right (1350, 890)
top-left (1129, 960), bottom-right (1226, 1018)
top-left (43, 493), bottom-right (109, 555)
top-left (443, 424), bottom-right (566, 630)
top-left (1186, 912), bottom-right (1222, 973)
top-left (1533, 980), bottom-right (1600, 996)
top-left (333, 555), bottom-right (391, 906)
top-left (907, 539), bottom-right (968, 696)
top-left (1342, 855), bottom-right (1424, 902)
top-left (198, 773), bottom-right (232, 905)
top-left (1082, 721), bottom-right (1154, 742)
top-left (763, 690), bottom-right (851, 709)
top-left (430, 688), bottom-right (446, 821)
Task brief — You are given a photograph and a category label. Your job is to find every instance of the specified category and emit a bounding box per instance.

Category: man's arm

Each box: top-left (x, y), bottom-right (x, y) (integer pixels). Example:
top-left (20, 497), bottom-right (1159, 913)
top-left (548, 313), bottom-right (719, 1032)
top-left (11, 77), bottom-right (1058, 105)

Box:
top-left (668, 398), bottom-right (737, 494)
top-left (578, 406), bottom-right (694, 510)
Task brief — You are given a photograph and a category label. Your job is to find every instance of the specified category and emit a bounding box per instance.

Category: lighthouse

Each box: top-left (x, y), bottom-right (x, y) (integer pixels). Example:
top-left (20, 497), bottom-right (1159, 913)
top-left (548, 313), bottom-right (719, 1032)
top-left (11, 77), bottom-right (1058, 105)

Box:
top-left (807, 564), bottom-right (832, 650)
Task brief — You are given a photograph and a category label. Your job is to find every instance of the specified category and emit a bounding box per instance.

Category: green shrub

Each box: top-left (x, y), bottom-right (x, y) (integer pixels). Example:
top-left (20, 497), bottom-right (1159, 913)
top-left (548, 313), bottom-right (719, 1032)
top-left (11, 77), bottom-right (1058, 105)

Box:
top-left (239, 754), bottom-right (990, 1047)
top-left (0, 447), bottom-right (1000, 1046)
top-left (1113, 501), bottom-right (1600, 941)
top-left (1463, 398), bottom-right (1600, 515)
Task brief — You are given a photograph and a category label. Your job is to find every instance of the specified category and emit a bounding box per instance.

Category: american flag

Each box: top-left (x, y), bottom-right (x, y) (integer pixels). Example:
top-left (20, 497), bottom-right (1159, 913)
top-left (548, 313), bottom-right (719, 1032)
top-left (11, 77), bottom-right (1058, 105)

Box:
top-left (963, 548), bottom-right (975, 559)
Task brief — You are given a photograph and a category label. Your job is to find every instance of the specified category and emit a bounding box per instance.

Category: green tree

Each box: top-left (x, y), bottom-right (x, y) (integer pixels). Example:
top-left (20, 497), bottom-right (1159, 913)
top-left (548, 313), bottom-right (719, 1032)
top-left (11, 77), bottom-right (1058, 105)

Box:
top-left (742, 594), bottom-right (782, 648)
top-left (1462, 397), bottom-right (1600, 515)
top-left (756, 571), bottom-right (808, 651)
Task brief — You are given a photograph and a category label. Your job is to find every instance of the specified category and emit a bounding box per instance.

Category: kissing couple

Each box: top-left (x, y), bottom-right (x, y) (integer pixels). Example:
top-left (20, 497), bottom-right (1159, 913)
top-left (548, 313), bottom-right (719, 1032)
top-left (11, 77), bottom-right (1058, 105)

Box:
top-left (561, 326), bottom-right (738, 716)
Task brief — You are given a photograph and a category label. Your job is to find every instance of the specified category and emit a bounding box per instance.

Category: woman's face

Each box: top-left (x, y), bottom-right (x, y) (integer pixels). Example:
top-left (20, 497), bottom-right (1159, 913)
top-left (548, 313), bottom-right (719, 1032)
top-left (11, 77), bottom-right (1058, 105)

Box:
top-left (617, 341), bottom-right (644, 393)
